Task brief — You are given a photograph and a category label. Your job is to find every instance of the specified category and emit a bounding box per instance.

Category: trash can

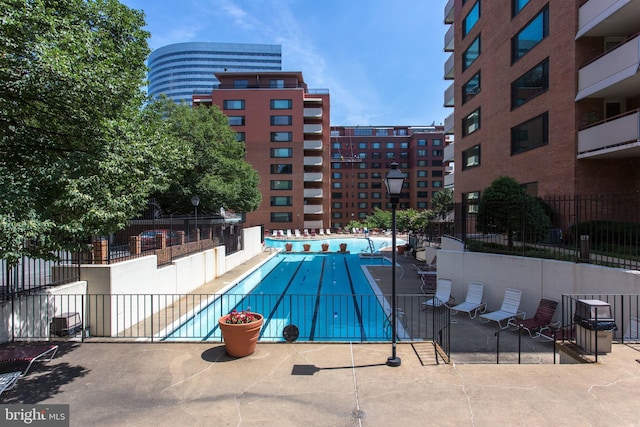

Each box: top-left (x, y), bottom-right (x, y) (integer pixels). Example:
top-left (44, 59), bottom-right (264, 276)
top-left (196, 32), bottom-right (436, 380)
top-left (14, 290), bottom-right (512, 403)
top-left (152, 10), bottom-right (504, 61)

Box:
top-left (573, 299), bottom-right (617, 354)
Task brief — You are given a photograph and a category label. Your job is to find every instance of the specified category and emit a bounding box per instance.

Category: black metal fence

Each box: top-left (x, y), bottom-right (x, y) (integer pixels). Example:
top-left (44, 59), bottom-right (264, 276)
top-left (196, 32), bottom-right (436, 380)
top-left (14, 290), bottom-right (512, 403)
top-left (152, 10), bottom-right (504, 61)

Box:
top-left (457, 194), bottom-right (640, 270)
top-left (1, 251), bottom-right (80, 301)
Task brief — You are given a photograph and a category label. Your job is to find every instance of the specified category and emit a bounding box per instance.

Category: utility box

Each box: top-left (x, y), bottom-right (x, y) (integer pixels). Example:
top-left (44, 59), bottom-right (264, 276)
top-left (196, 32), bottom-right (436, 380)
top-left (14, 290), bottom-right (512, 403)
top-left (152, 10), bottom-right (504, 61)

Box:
top-left (50, 312), bottom-right (82, 337)
top-left (574, 300), bottom-right (617, 354)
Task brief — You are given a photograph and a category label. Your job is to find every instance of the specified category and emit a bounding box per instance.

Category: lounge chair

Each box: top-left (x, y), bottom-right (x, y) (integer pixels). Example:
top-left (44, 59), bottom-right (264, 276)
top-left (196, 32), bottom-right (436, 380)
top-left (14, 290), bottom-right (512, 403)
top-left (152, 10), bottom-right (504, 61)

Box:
top-left (303, 229), bottom-right (309, 237)
top-left (0, 344), bottom-right (58, 377)
top-left (271, 230), bottom-right (277, 238)
top-left (450, 282), bottom-right (487, 319)
top-left (508, 297), bottom-right (558, 337)
top-left (286, 229), bottom-right (292, 238)
top-left (0, 371), bottom-right (22, 396)
top-left (326, 228), bottom-right (331, 235)
top-left (319, 229), bottom-right (325, 236)
top-left (419, 272), bottom-right (438, 294)
top-left (294, 229), bottom-right (301, 238)
top-left (421, 278), bottom-right (453, 309)
top-left (479, 288), bottom-right (525, 329)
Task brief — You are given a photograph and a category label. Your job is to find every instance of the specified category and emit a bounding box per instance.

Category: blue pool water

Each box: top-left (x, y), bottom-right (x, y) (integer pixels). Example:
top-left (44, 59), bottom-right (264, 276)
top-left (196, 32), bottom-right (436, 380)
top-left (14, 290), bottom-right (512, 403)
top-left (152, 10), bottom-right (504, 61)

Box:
top-left (164, 251), bottom-right (396, 342)
top-left (264, 236), bottom-right (404, 253)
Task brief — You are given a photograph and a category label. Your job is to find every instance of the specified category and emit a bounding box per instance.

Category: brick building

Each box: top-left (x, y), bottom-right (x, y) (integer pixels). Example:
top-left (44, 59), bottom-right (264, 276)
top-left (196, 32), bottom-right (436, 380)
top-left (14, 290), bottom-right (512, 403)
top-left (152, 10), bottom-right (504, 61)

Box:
top-left (445, 0), bottom-right (640, 210)
top-left (329, 126), bottom-right (445, 230)
top-left (194, 71), bottom-right (331, 232)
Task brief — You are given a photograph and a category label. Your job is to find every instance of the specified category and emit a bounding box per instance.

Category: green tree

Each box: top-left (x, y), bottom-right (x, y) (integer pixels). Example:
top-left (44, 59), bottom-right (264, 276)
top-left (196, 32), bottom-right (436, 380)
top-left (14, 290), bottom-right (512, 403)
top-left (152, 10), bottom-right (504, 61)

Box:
top-left (432, 189), bottom-right (454, 221)
top-left (150, 99), bottom-right (261, 214)
top-left (0, 0), bottom-right (183, 265)
top-left (365, 208), bottom-right (391, 230)
top-left (477, 176), bottom-right (551, 247)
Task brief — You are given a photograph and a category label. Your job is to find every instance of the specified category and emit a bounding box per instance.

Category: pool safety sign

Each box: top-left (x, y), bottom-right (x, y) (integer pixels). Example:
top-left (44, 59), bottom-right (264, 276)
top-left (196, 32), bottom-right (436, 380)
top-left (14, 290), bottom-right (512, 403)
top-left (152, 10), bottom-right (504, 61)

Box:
top-left (1, 405), bottom-right (69, 426)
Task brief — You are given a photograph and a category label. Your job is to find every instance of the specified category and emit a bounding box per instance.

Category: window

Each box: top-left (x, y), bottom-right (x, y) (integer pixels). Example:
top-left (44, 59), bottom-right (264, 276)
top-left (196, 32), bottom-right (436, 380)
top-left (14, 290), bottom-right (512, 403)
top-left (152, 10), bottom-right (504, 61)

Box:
top-left (463, 36), bottom-right (481, 71)
top-left (357, 182), bottom-right (368, 189)
top-left (371, 172), bottom-right (382, 179)
top-left (271, 132), bottom-right (292, 142)
top-left (512, 58), bottom-right (549, 109)
top-left (432, 139), bottom-right (443, 146)
top-left (371, 142), bottom-right (381, 149)
top-left (223, 100), bottom-right (245, 110)
top-left (271, 116), bottom-right (292, 125)
top-left (399, 152), bottom-right (409, 159)
top-left (512, 5), bottom-right (548, 62)
top-left (512, 0), bottom-right (530, 16)
top-left (357, 172), bottom-right (368, 179)
top-left (371, 182), bottom-right (382, 189)
top-left (358, 202), bottom-right (368, 209)
top-left (417, 139), bottom-right (427, 146)
top-left (417, 149), bottom-right (427, 157)
top-left (228, 116), bottom-right (245, 126)
top-left (417, 181), bottom-right (428, 188)
top-left (511, 112), bottom-right (548, 154)
top-left (432, 150), bottom-right (443, 157)
top-left (358, 142), bottom-right (368, 149)
top-left (331, 162), bottom-right (342, 169)
top-left (463, 0), bottom-right (480, 37)
top-left (465, 191), bottom-right (480, 214)
top-left (462, 71), bottom-right (481, 104)
top-left (358, 212), bottom-right (367, 219)
top-left (332, 202), bottom-right (342, 208)
top-left (386, 142), bottom-right (395, 149)
top-left (371, 192), bottom-right (382, 199)
top-left (372, 202), bottom-right (382, 209)
top-left (432, 160), bottom-right (443, 167)
top-left (271, 212), bottom-right (292, 222)
top-left (332, 172), bottom-right (342, 179)
top-left (376, 129), bottom-right (388, 136)
top-left (332, 182), bottom-right (342, 189)
top-left (400, 142), bottom-right (409, 149)
top-left (270, 79), bottom-right (284, 88)
top-left (433, 181), bottom-right (443, 188)
top-left (271, 164), bottom-right (292, 174)
top-left (417, 202), bottom-right (428, 209)
top-left (462, 145), bottom-right (481, 170)
top-left (432, 170), bottom-right (443, 177)
top-left (233, 79), bottom-right (248, 88)
top-left (371, 162), bottom-right (382, 169)
top-left (359, 153), bottom-right (367, 159)
top-left (397, 129), bottom-right (407, 136)
top-left (417, 160), bottom-right (427, 167)
top-left (332, 212), bottom-right (342, 219)
top-left (462, 108), bottom-right (481, 136)
top-left (417, 170), bottom-right (428, 177)
top-left (271, 180), bottom-right (292, 190)
top-left (354, 128), bottom-right (372, 136)
top-left (332, 192), bottom-right (342, 199)
top-left (271, 196), bottom-right (292, 206)
top-left (271, 148), bottom-right (292, 158)
top-left (332, 142), bottom-right (341, 149)
top-left (417, 191), bottom-right (429, 198)
top-left (372, 152), bottom-right (381, 159)
top-left (385, 153), bottom-right (395, 159)
top-left (357, 162), bottom-right (367, 169)
top-left (234, 132), bottom-right (245, 142)
top-left (271, 99), bottom-right (292, 109)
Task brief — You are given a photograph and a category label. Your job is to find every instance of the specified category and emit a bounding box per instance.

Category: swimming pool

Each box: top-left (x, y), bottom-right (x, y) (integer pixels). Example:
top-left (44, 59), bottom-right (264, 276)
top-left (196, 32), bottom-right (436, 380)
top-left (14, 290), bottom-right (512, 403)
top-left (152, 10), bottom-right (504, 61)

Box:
top-left (164, 251), bottom-right (399, 342)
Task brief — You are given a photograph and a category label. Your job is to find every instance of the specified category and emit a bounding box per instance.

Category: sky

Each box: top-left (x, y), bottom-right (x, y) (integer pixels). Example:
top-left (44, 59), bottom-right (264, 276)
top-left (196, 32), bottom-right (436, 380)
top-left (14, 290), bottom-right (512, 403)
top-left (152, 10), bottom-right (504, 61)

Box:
top-left (119, 0), bottom-right (450, 127)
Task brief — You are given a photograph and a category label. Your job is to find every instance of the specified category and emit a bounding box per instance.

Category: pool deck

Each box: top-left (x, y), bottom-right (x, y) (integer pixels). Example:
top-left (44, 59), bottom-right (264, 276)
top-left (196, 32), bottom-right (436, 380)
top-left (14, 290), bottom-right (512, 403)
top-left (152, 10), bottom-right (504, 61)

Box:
top-left (3, 247), bottom-right (640, 425)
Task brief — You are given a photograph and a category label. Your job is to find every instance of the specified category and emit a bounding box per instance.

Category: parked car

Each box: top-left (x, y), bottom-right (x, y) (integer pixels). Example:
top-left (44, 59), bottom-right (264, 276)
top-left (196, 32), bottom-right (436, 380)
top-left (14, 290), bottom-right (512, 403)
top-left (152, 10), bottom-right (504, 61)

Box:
top-left (139, 230), bottom-right (181, 250)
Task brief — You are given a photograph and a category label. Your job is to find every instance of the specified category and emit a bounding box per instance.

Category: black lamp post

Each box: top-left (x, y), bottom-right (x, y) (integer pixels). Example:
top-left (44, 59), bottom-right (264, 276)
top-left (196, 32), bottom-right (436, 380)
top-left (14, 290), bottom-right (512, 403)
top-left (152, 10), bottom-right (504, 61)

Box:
top-left (384, 162), bottom-right (405, 367)
top-left (191, 195), bottom-right (200, 239)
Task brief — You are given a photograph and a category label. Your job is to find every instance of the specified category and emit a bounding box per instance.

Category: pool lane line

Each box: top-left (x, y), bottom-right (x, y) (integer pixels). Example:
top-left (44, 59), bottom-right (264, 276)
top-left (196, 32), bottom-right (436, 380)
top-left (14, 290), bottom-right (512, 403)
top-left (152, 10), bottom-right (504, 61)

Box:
top-left (200, 257), bottom-right (290, 340)
top-left (259, 259), bottom-right (307, 339)
top-left (308, 257), bottom-right (326, 341)
top-left (343, 257), bottom-right (367, 341)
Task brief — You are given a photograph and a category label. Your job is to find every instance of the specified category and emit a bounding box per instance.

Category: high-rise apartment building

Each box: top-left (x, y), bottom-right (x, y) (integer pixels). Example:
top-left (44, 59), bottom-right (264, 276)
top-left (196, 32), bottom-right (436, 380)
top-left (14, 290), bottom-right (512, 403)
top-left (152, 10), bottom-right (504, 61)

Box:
top-left (445, 0), bottom-right (640, 208)
top-left (329, 126), bottom-right (445, 230)
top-left (194, 71), bottom-right (331, 232)
top-left (148, 42), bottom-right (282, 105)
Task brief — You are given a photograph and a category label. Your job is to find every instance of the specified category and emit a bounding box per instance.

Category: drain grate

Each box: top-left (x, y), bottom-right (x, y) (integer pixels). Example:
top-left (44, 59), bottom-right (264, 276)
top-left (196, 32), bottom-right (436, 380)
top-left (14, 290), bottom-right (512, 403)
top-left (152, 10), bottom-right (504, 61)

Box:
top-left (352, 409), bottom-right (364, 419)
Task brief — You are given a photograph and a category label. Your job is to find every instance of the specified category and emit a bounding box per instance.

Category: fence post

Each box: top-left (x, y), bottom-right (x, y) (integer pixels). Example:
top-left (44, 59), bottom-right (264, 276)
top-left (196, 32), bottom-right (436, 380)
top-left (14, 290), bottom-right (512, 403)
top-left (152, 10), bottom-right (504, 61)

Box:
top-left (93, 239), bottom-right (109, 264)
top-left (579, 235), bottom-right (590, 263)
top-left (129, 236), bottom-right (141, 255)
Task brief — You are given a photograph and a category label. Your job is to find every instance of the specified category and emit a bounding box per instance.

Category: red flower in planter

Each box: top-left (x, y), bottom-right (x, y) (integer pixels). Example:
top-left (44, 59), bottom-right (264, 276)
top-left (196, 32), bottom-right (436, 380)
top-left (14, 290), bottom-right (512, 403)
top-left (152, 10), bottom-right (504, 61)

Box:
top-left (225, 309), bottom-right (258, 324)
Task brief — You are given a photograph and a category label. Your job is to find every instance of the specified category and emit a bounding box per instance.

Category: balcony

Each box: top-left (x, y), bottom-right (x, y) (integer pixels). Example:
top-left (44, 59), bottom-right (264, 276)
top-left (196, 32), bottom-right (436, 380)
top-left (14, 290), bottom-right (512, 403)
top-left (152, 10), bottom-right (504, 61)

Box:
top-left (303, 157), bottom-right (323, 167)
top-left (304, 140), bottom-right (323, 150)
top-left (303, 220), bottom-right (323, 229)
top-left (444, 112), bottom-right (454, 135)
top-left (303, 205), bottom-right (323, 215)
top-left (444, 82), bottom-right (454, 107)
top-left (304, 124), bottom-right (322, 134)
top-left (576, 35), bottom-right (640, 100)
top-left (304, 107), bottom-right (322, 118)
top-left (444, 0), bottom-right (454, 24)
top-left (303, 172), bottom-right (323, 181)
top-left (444, 23), bottom-right (455, 52)
top-left (577, 110), bottom-right (640, 159)
top-left (576, 0), bottom-right (640, 39)
top-left (304, 189), bottom-right (323, 198)
top-left (444, 172), bottom-right (455, 189)
top-left (444, 142), bottom-right (455, 162)
top-left (444, 53), bottom-right (454, 80)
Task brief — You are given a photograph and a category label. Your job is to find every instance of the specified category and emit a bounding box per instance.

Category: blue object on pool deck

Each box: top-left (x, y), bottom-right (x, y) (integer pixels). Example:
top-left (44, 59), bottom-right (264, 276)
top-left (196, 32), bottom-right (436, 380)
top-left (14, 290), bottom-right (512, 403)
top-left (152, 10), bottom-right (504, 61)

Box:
top-left (164, 252), bottom-right (392, 342)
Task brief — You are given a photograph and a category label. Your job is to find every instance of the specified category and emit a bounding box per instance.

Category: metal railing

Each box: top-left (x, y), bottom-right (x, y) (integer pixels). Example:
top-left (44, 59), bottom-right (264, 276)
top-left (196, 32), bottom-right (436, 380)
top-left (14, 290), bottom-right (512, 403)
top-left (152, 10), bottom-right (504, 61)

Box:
top-left (457, 194), bottom-right (640, 270)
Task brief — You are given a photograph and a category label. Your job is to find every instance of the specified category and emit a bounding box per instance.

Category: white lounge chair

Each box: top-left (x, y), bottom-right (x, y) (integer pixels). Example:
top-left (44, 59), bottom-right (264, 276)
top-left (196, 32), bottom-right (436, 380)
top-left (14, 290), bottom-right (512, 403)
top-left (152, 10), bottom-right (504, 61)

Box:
top-left (421, 278), bottom-right (453, 309)
top-left (326, 228), bottom-right (331, 235)
top-left (479, 288), bottom-right (525, 329)
top-left (286, 229), bottom-right (292, 238)
top-left (294, 229), bottom-right (301, 238)
top-left (450, 282), bottom-right (486, 319)
top-left (319, 229), bottom-right (325, 236)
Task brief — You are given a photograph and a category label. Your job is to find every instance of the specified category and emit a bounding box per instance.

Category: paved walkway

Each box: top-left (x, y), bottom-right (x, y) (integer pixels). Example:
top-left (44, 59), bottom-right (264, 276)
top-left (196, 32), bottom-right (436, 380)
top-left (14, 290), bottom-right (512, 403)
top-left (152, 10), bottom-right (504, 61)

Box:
top-left (3, 246), bottom-right (640, 425)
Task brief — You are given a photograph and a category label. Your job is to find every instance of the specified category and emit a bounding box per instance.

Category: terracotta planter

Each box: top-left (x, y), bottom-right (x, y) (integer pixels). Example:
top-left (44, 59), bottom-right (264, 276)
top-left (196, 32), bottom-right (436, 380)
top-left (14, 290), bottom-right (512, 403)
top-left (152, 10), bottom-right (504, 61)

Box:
top-left (321, 243), bottom-right (329, 252)
top-left (218, 313), bottom-right (263, 357)
top-left (339, 243), bottom-right (347, 252)
top-left (303, 243), bottom-right (311, 252)
top-left (285, 243), bottom-right (293, 252)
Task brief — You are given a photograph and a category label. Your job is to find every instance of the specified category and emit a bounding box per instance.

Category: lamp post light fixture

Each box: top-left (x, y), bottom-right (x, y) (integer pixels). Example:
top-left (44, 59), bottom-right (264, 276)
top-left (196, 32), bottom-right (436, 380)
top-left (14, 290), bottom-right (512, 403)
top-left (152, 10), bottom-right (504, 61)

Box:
top-left (383, 162), bottom-right (405, 367)
top-left (191, 195), bottom-right (200, 239)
